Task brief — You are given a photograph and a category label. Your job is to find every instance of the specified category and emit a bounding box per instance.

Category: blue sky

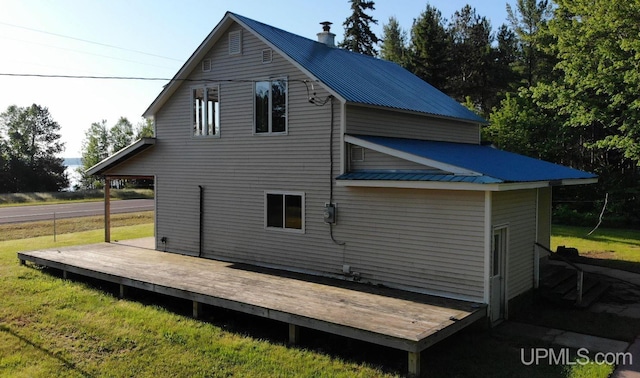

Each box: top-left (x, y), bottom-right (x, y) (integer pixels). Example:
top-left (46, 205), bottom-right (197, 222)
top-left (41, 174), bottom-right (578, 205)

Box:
top-left (0, 0), bottom-right (510, 157)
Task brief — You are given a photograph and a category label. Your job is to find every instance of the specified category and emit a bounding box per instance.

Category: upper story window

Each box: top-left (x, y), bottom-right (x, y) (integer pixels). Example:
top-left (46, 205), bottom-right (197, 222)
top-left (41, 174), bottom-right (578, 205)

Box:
top-left (192, 85), bottom-right (220, 137)
top-left (254, 79), bottom-right (287, 134)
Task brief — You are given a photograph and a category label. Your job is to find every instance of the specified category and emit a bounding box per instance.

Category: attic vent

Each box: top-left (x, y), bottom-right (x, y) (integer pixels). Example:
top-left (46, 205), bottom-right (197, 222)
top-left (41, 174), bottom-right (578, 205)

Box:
top-left (201, 58), bottom-right (212, 72)
top-left (228, 30), bottom-right (242, 55)
top-left (351, 146), bottom-right (365, 162)
top-left (262, 49), bottom-right (272, 64)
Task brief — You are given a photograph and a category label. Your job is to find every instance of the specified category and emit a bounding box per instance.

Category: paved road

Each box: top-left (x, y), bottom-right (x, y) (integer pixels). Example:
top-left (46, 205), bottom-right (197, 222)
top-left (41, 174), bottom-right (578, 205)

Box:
top-left (0, 199), bottom-right (154, 224)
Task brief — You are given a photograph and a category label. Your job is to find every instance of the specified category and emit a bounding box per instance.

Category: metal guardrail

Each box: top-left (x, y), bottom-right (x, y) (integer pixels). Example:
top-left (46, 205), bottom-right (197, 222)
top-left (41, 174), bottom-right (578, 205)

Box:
top-left (534, 242), bottom-right (584, 305)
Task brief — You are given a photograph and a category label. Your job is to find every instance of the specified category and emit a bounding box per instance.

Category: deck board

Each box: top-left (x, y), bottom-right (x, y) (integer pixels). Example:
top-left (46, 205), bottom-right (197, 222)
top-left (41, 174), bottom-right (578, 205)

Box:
top-left (17, 240), bottom-right (486, 353)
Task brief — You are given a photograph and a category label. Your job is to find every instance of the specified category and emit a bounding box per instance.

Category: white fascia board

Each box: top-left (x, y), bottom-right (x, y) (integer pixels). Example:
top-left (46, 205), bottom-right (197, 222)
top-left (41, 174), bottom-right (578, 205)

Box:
top-left (335, 179), bottom-right (583, 192)
top-left (143, 15), bottom-right (236, 117)
top-left (336, 179), bottom-right (496, 191)
top-left (344, 135), bottom-right (481, 176)
top-left (562, 178), bottom-right (598, 186)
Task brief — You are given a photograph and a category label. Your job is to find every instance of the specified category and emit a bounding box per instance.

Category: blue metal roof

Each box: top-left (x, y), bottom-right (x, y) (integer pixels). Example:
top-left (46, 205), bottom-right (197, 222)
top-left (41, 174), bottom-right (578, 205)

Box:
top-left (231, 13), bottom-right (486, 124)
top-left (348, 135), bottom-right (597, 183)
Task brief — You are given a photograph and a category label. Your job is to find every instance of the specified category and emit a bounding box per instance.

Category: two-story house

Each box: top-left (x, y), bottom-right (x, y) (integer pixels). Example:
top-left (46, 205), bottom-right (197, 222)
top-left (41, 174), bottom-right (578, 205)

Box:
top-left (88, 12), bottom-right (597, 327)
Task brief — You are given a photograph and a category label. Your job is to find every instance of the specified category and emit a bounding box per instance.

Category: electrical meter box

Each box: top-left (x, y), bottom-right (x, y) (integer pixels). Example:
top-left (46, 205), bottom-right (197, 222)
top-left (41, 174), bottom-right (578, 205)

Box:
top-left (323, 203), bottom-right (336, 224)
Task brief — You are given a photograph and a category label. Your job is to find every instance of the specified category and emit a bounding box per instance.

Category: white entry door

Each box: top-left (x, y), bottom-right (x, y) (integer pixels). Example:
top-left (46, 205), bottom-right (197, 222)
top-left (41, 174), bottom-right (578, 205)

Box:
top-left (490, 226), bottom-right (508, 323)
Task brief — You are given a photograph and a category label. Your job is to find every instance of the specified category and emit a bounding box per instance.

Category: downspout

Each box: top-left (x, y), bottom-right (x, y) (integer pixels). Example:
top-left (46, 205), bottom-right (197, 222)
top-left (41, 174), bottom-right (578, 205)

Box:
top-left (198, 185), bottom-right (204, 257)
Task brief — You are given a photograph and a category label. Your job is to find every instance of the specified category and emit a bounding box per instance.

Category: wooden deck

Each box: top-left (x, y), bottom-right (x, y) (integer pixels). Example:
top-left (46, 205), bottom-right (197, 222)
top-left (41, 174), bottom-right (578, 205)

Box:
top-left (18, 239), bottom-right (486, 377)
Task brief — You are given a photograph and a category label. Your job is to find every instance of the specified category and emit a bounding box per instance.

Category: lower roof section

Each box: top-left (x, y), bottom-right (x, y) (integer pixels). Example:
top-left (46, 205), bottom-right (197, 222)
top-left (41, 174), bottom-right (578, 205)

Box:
top-left (341, 135), bottom-right (598, 191)
top-left (87, 138), bottom-right (156, 176)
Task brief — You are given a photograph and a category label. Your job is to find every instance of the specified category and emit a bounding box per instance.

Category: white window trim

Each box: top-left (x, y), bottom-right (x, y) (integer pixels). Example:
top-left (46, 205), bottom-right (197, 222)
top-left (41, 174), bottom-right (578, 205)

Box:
top-left (190, 83), bottom-right (221, 139)
top-left (253, 78), bottom-right (288, 136)
top-left (264, 191), bottom-right (305, 233)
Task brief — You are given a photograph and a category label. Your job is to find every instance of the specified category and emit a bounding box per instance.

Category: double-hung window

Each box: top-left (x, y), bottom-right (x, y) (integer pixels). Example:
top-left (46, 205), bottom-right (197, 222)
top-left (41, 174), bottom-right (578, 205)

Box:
top-left (254, 79), bottom-right (287, 134)
top-left (265, 192), bottom-right (304, 232)
top-left (192, 85), bottom-right (220, 137)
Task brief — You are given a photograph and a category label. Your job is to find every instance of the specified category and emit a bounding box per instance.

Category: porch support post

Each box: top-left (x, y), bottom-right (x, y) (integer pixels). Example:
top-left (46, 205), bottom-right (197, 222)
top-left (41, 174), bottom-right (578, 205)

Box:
top-left (408, 351), bottom-right (421, 377)
top-left (288, 324), bottom-right (300, 345)
top-left (119, 284), bottom-right (126, 299)
top-left (105, 177), bottom-right (111, 243)
top-left (192, 301), bottom-right (202, 319)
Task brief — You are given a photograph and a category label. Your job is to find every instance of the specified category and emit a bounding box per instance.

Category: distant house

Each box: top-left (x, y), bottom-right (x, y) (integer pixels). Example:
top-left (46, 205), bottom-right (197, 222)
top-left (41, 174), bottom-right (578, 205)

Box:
top-left (89, 12), bottom-right (596, 324)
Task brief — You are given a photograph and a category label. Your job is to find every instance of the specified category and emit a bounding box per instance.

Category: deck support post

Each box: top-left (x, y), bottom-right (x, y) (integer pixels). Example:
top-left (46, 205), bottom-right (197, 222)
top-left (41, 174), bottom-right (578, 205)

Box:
top-left (19, 259), bottom-right (25, 266)
top-left (63, 270), bottom-right (68, 279)
top-left (288, 324), bottom-right (300, 345)
top-left (192, 301), bottom-right (202, 319)
top-left (408, 351), bottom-right (421, 378)
top-left (105, 177), bottom-right (111, 243)
top-left (119, 284), bottom-right (126, 299)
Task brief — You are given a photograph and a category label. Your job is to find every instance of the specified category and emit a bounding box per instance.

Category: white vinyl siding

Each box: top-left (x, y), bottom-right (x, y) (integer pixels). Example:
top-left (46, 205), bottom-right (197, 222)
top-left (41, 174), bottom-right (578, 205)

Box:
top-left (492, 190), bottom-right (538, 300)
top-left (103, 21), bottom-right (487, 300)
top-left (346, 105), bottom-right (480, 144)
top-left (349, 146), bottom-right (438, 171)
top-left (334, 188), bottom-right (487, 300)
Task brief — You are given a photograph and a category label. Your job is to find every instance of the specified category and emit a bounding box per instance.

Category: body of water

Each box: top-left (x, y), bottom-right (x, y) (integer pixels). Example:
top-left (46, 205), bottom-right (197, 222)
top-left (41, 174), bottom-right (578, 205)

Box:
top-left (64, 158), bottom-right (82, 191)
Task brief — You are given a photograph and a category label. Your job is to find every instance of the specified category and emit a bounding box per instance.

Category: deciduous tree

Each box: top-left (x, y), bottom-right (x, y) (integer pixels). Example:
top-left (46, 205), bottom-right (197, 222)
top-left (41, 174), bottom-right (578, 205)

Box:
top-left (0, 104), bottom-right (68, 192)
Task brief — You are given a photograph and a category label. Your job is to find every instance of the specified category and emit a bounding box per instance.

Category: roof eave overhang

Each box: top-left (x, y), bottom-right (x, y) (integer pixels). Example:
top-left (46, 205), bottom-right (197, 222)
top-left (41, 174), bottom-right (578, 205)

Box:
top-left (230, 14), bottom-right (345, 103)
top-left (143, 13), bottom-right (346, 119)
top-left (336, 177), bottom-right (598, 192)
top-left (344, 101), bottom-right (487, 126)
top-left (87, 138), bottom-right (156, 176)
top-left (143, 13), bottom-right (238, 118)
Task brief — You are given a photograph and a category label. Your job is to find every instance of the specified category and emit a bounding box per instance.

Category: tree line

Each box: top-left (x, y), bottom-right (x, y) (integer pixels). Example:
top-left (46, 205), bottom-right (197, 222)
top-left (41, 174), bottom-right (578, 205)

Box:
top-left (0, 103), bottom-right (152, 193)
top-left (341, 0), bottom-right (640, 225)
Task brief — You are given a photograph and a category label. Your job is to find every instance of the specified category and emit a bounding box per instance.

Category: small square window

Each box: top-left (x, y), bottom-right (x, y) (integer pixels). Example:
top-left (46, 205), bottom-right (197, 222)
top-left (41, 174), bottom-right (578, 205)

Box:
top-left (265, 192), bottom-right (304, 232)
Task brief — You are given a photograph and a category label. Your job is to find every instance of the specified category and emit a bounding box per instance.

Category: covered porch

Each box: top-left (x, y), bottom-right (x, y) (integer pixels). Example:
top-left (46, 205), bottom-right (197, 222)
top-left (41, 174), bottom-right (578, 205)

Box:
top-left (18, 239), bottom-right (486, 377)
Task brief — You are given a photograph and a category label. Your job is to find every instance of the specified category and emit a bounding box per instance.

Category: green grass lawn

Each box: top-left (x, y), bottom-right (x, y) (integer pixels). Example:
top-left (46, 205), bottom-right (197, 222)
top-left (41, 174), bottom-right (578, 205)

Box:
top-left (0, 223), bottom-right (628, 377)
top-left (551, 225), bottom-right (640, 272)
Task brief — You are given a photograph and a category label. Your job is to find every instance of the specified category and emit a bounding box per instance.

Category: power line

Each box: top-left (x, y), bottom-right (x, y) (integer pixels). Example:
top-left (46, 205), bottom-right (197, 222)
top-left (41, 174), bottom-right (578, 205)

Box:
top-left (0, 35), bottom-right (177, 70)
top-left (0, 73), bottom-right (175, 81)
top-left (0, 21), bottom-right (182, 62)
top-left (0, 73), bottom-right (320, 84)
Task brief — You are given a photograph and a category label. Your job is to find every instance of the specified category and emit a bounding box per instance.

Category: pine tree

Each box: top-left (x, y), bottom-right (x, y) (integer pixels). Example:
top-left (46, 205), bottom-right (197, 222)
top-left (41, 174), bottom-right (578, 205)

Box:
top-left (406, 5), bottom-right (451, 90)
top-left (338, 0), bottom-right (380, 56)
top-left (507, 0), bottom-right (554, 87)
top-left (380, 16), bottom-right (407, 64)
top-left (447, 5), bottom-right (493, 114)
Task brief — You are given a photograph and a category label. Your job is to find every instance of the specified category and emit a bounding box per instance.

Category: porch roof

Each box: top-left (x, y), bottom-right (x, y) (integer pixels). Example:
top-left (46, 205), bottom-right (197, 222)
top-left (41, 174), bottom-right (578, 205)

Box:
top-left (87, 137), bottom-right (156, 176)
top-left (344, 135), bottom-right (597, 185)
